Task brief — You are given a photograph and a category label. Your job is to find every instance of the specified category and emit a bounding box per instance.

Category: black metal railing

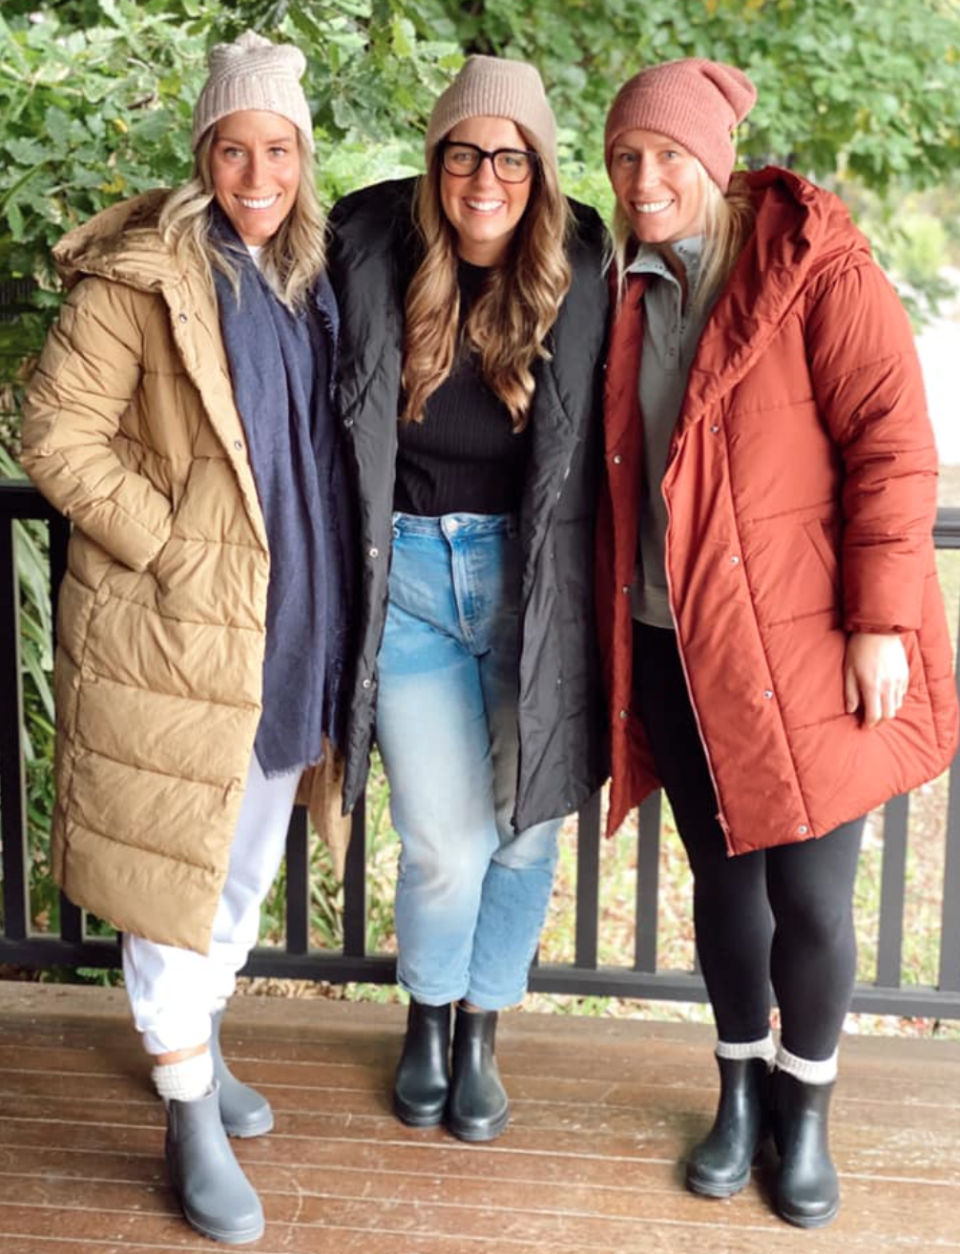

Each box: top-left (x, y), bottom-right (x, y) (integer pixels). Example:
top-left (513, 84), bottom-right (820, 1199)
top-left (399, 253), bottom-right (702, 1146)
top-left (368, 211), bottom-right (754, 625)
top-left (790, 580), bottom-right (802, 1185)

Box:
top-left (3, 477), bottom-right (960, 1018)
top-left (0, 279), bottom-right (37, 325)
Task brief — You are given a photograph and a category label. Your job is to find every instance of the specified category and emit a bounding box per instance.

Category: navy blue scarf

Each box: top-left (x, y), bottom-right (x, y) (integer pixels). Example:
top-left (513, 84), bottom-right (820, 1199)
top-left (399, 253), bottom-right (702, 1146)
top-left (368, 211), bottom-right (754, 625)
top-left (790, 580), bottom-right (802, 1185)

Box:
top-left (211, 211), bottom-right (352, 775)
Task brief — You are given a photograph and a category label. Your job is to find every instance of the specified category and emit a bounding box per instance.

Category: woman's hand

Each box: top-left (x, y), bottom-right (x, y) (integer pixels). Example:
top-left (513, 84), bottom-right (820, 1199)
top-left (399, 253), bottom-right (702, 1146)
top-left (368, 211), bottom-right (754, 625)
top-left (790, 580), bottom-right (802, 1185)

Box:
top-left (843, 632), bottom-right (909, 727)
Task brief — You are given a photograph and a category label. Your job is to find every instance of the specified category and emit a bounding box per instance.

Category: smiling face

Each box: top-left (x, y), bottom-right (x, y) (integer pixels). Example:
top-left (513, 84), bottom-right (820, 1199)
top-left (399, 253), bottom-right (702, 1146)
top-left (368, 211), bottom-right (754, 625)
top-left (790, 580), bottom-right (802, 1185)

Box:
top-left (210, 110), bottom-right (301, 247)
top-left (608, 128), bottom-right (705, 245)
top-left (439, 116), bottom-right (534, 266)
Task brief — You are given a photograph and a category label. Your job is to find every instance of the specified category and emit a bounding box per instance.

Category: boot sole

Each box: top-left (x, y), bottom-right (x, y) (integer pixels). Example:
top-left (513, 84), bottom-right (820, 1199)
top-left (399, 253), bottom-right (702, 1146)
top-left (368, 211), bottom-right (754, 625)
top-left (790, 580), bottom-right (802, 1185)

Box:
top-left (182, 1208), bottom-right (265, 1245)
top-left (222, 1109), bottom-right (275, 1139)
top-left (685, 1167), bottom-right (751, 1198)
top-left (394, 1095), bottom-right (446, 1128)
top-left (448, 1108), bottom-right (510, 1143)
top-left (777, 1201), bottom-right (840, 1229)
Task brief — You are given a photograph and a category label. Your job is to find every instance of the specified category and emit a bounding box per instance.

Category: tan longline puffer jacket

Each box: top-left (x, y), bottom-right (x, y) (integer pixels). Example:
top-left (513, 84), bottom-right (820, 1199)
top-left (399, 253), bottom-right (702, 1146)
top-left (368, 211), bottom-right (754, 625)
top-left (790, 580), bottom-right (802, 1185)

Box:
top-left (21, 191), bottom-right (349, 954)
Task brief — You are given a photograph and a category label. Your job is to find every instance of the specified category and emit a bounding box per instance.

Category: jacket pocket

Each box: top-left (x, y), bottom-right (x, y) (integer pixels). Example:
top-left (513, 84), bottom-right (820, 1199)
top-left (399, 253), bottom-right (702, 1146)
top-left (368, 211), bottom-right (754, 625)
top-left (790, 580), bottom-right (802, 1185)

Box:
top-left (804, 517), bottom-right (840, 590)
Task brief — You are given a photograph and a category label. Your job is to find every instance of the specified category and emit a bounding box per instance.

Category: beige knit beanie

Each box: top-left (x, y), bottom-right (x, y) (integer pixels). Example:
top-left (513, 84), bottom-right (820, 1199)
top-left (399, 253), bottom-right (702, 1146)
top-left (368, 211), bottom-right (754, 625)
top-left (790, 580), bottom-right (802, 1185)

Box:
top-left (192, 30), bottom-right (314, 153)
top-left (425, 55), bottom-right (558, 173)
top-left (604, 58), bottom-right (756, 191)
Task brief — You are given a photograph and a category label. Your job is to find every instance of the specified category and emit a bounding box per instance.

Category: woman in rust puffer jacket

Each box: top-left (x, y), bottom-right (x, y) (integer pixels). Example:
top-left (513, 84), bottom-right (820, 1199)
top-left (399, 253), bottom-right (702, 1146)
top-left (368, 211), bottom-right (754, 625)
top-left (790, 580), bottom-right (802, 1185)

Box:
top-left (597, 58), bottom-right (958, 1229)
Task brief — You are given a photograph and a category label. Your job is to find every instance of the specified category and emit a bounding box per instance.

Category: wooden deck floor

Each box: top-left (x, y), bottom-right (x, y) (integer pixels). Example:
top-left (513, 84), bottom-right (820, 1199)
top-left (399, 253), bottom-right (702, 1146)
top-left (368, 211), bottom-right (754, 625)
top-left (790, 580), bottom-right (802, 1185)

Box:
top-left (0, 981), bottom-right (958, 1253)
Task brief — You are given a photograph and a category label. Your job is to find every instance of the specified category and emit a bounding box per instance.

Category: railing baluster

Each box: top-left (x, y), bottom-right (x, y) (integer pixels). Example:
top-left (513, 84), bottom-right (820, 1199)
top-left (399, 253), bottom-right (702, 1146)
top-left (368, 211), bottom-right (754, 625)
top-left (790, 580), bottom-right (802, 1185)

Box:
top-left (938, 615), bottom-right (960, 993)
top-left (342, 795), bottom-right (367, 957)
top-left (0, 514), bottom-right (29, 941)
top-left (635, 792), bottom-right (661, 973)
top-left (574, 790), bottom-right (601, 969)
top-left (940, 774), bottom-right (960, 993)
top-left (60, 895), bottom-right (83, 944)
top-left (284, 806), bottom-right (310, 955)
top-left (45, 513), bottom-right (77, 946)
top-left (48, 513), bottom-right (70, 639)
top-left (876, 793), bottom-right (909, 988)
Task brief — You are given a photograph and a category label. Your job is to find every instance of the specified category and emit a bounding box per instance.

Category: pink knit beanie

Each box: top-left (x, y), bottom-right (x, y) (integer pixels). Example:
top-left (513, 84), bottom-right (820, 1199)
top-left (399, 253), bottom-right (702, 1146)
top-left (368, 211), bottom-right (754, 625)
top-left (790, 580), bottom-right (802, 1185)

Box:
top-left (604, 58), bottom-right (756, 191)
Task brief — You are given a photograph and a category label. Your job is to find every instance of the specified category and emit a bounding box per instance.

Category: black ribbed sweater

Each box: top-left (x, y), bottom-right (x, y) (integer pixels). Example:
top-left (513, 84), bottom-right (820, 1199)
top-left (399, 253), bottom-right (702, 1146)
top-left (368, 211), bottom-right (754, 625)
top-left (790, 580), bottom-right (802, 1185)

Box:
top-left (394, 260), bottom-right (529, 516)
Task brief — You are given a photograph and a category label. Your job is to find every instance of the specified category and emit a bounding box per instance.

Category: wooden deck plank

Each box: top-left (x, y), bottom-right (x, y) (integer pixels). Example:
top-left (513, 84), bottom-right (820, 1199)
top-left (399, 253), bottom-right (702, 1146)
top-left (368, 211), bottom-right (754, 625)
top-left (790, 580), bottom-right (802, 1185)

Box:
top-left (4, 1089), bottom-right (958, 1183)
top-left (7, 1040), bottom-right (960, 1110)
top-left (3, 1192), bottom-right (959, 1253)
top-left (4, 1114), bottom-right (959, 1190)
top-left (1, 981), bottom-right (958, 1252)
top-left (2, 1161), bottom-right (958, 1238)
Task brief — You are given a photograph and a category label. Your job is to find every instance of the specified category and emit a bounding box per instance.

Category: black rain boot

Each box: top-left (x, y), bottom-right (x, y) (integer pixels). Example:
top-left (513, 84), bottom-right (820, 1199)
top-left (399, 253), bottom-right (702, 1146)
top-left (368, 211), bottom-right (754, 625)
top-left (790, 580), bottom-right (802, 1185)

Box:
top-left (211, 1008), bottom-right (274, 1138)
top-left (773, 1069), bottom-right (839, 1228)
top-left (393, 1000), bottom-right (452, 1127)
top-left (686, 1055), bottom-right (770, 1198)
top-left (166, 1082), bottom-right (265, 1244)
top-left (447, 1004), bottom-right (509, 1143)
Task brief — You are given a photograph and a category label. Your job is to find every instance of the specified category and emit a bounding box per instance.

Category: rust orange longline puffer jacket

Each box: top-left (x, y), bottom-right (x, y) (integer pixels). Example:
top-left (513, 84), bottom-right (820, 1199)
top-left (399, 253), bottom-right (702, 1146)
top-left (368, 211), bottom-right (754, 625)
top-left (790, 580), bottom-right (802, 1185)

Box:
top-left (597, 166), bottom-right (959, 852)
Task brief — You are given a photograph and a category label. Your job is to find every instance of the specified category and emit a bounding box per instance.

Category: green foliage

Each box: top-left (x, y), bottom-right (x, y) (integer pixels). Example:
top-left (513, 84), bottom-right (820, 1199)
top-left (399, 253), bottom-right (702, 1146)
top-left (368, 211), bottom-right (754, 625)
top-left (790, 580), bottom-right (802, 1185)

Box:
top-left (0, 0), bottom-right (463, 394)
top-left (2, 0), bottom-right (959, 983)
top-left (0, 3), bottom-right (207, 275)
top-left (431, 0), bottom-right (960, 191)
top-left (840, 181), bottom-right (960, 324)
top-left (2, 0), bottom-right (958, 287)
top-left (0, 0), bottom-right (957, 381)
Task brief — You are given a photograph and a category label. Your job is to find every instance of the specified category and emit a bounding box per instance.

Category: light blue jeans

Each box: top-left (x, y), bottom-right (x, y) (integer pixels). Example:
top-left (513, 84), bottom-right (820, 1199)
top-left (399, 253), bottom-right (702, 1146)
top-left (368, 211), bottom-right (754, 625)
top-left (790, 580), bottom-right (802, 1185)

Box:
top-left (376, 512), bottom-right (562, 1010)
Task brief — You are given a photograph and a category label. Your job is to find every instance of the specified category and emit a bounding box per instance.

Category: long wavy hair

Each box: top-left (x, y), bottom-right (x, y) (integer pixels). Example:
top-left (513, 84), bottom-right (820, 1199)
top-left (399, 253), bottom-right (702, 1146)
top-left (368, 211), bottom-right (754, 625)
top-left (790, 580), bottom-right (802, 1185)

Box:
top-left (610, 162), bottom-right (755, 310)
top-left (158, 125), bottom-right (326, 308)
top-left (401, 136), bottom-right (573, 430)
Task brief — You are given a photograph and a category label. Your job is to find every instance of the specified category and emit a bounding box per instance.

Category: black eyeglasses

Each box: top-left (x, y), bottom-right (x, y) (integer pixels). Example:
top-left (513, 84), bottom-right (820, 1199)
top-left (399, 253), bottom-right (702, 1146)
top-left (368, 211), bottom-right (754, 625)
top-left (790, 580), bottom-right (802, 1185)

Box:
top-left (439, 140), bottom-right (539, 184)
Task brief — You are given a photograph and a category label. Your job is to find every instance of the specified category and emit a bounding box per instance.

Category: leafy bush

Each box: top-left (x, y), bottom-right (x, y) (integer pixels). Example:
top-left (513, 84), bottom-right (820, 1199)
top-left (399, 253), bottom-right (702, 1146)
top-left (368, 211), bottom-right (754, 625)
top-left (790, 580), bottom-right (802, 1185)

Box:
top-left (3, 0), bottom-right (960, 978)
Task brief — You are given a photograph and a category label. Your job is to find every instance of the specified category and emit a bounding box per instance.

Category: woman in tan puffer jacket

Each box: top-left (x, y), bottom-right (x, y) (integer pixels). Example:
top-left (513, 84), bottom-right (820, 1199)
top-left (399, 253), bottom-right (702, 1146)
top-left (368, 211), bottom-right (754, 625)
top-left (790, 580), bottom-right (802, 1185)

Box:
top-left (21, 32), bottom-right (353, 1247)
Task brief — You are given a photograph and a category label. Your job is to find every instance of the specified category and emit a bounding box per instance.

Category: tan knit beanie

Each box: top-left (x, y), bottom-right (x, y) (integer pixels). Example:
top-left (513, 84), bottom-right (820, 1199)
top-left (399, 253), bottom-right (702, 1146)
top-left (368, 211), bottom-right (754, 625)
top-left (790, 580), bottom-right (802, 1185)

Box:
top-left (192, 30), bottom-right (314, 153)
top-left (604, 58), bottom-right (756, 191)
top-left (425, 55), bottom-right (558, 172)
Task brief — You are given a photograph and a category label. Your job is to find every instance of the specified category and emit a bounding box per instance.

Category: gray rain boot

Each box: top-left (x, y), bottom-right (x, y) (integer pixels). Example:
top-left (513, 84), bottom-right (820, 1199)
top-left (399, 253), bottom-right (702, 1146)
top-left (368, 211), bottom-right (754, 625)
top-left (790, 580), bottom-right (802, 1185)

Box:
top-left (166, 1082), bottom-right (265, 1244)
top-left (211, 1008), bottom-right (274, 1138)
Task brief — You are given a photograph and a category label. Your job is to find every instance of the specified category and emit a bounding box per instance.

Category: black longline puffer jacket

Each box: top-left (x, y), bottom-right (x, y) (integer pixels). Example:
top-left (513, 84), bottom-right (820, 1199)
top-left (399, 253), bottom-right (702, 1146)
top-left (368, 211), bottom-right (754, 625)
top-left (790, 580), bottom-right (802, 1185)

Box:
top-left (328, 177), bottom-right (609, 831)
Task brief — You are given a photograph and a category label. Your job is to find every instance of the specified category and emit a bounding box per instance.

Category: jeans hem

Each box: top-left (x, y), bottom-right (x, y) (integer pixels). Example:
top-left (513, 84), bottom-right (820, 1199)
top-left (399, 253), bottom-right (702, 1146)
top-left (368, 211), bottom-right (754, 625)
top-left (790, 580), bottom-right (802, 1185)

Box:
top-left (397, 973), bottom-right (467, 1008)
top-left (463, 985), bottom-right (528, 1012)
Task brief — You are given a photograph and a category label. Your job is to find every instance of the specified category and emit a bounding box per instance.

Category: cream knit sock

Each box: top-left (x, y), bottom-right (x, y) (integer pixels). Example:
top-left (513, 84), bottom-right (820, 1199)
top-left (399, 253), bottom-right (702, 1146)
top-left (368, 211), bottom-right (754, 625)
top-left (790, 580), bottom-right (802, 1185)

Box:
top-left (716, 1034), bottom-right (777, 1066)
top-left (776, 1043), bottom-right (838, 1084)
top-left (152, 1049), bottom-right (215, 1103)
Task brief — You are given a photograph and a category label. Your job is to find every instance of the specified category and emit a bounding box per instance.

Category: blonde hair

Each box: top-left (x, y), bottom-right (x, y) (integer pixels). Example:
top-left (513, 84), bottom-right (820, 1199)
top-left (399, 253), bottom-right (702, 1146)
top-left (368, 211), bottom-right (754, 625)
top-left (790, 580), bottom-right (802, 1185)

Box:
top-left (158, 126), bottom-right (326, 308)
top-left (401, 144), bottom-right (573, 430)
top-left (610, 163), bottom-right (755, 310)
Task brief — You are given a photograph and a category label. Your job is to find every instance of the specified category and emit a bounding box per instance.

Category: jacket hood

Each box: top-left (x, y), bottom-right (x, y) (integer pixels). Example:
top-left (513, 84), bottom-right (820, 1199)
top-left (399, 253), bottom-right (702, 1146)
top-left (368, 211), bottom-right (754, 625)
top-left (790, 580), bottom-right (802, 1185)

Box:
top-left (683, 166), bottom-right (873, 421)
top-left (52, 189), bottom-right (177, 292)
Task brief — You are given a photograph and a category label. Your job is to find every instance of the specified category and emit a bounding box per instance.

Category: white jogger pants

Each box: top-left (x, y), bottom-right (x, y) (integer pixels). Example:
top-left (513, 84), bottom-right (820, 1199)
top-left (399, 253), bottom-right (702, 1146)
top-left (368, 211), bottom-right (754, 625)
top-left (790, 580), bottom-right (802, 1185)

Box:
top-left (122, 753), bottom-right (299, 1055)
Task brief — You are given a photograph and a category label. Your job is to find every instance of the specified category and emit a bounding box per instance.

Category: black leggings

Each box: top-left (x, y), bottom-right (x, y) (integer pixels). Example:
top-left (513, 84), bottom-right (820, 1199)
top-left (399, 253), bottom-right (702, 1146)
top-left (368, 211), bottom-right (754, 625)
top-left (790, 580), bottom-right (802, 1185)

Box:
top-left (633, 624), bottom-right (865, 1061)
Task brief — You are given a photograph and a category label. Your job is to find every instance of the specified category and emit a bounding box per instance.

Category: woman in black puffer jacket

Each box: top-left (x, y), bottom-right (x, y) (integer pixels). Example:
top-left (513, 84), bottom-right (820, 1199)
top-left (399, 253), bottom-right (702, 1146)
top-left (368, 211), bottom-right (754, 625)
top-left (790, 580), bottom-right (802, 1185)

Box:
top-left (329, 55), bottom-right (608, 1143)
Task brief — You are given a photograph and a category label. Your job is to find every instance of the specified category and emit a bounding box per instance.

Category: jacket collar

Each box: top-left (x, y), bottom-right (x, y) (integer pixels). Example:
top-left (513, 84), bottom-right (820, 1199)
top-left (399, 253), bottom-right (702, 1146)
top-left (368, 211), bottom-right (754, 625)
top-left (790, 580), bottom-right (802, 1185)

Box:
top-left (678, 167), bottom-right (871, 423)
top-left (52, 190), bottom-right (178, 293)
